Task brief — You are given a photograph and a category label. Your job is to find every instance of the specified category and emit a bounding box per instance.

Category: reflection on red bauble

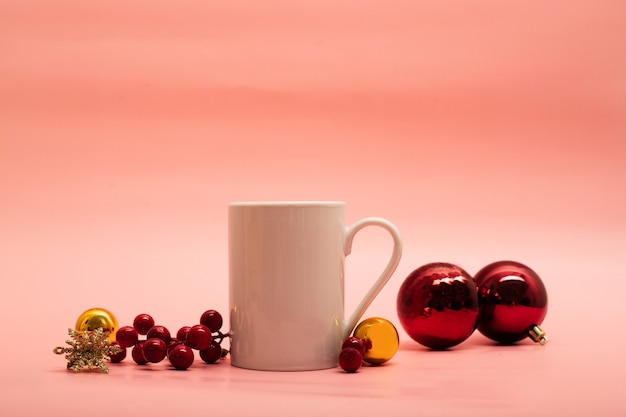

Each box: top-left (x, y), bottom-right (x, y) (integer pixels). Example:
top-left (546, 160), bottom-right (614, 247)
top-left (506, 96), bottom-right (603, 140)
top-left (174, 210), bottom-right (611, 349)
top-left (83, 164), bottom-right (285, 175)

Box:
top-left (474, 260), bottom-right (548, 344)
top-left (397, 263), bottom-right (479, 349)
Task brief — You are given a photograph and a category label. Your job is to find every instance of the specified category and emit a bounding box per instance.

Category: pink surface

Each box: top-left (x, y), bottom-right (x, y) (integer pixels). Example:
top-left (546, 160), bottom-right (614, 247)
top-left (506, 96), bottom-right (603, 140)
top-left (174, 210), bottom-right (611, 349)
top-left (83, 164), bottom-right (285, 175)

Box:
top-left (1, 0), bottom-right (625, 415)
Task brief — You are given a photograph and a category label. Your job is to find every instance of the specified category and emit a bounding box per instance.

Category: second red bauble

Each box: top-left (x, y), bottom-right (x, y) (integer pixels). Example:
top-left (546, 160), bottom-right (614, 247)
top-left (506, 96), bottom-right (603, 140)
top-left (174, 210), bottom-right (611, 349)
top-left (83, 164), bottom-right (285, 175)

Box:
top-left (397, 262), bottom-right (479, 349)
top-left (474, 260), bottom-right (548, 344)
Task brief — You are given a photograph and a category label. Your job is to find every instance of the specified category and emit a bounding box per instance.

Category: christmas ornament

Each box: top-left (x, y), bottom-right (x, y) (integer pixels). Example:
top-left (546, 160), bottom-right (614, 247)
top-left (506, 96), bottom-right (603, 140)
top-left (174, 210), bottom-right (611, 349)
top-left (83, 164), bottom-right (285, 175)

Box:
top-left (109, 341), bottom-right (126, 363)
top-left (339, 347), bottom-right (362, 373)
top-left (133, 314), bottom-right (155, 335)
top-left (143, 338), bottom-right (168, 363)
top-left (53, 328), bottom-right (122, 373)
top-left (186, 324), bottom-right (212, 350)
top-left (116, 326), bottom-right (139, 348)
top-left (75, 308), bottom-right (119, 342)
top-left (342, 336), bottom-right (368, 356)
top-left (113, 310), bottom-right (230, 370)
top-left (169, 344), bottom-right (195, 370)
top-left (474, 260), bottom-right (548, 344)
top-left (132, 341), bottom-right (149, 365)
top-left (199, 341), bottom-right (223, 364)
top-left (353, 317), bottom-right (399, 364)
top-left (338, 319), bottom-right (397, 372)
top-left (397, 262), bottom-right (479, 349)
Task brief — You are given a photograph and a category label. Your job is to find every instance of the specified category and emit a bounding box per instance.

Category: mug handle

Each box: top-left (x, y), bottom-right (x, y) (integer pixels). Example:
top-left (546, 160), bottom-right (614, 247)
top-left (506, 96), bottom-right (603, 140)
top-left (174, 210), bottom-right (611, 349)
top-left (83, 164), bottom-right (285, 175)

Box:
top-left (343, 217), bottom-right (403, 338)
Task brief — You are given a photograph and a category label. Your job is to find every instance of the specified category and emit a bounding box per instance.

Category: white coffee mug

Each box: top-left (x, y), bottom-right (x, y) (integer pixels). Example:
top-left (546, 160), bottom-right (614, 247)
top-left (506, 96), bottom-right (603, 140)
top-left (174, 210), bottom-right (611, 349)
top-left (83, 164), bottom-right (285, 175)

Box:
top-left (228, 201), bottom-right (402, 371)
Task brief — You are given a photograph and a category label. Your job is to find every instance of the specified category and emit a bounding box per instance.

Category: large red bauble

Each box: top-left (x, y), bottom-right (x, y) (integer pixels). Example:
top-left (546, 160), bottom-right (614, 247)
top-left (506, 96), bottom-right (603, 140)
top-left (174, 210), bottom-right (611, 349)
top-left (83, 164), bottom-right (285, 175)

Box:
top-left (397, 262), bottom-right (479, 349)
top-left (474, 260), bottom-right (548, 343)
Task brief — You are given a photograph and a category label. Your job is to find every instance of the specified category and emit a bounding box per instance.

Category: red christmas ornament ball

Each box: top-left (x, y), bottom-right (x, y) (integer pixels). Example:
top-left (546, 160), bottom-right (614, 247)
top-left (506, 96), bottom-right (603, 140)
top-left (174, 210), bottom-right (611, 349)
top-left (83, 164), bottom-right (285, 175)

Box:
top-left (397, 262), bottom-right (479, 349)
top-left (474, 260), bottom-right (548, 344)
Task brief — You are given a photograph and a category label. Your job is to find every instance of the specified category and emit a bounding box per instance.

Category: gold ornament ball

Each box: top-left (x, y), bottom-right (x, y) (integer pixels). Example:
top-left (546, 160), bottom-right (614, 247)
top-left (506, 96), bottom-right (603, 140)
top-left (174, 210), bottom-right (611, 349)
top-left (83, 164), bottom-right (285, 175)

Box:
top-left (353, 317), bottom-right (399, 365)
top-left (75, 308), bottom-right (119, 342)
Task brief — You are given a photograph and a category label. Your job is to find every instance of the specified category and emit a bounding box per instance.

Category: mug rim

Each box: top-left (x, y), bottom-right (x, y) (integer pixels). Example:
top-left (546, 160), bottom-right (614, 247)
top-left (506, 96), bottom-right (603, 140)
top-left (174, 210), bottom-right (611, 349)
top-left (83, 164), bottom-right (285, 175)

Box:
top-left (229, 201), bottom-right (345, 207)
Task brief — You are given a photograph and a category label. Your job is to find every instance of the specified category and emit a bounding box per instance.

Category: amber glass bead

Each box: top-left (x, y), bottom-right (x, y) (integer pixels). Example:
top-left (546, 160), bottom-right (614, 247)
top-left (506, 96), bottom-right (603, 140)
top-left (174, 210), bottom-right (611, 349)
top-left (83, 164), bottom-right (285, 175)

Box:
top-left (353, 317), bottom-right (399, 365)
top-left (75, 308), bottom-right (119, 342)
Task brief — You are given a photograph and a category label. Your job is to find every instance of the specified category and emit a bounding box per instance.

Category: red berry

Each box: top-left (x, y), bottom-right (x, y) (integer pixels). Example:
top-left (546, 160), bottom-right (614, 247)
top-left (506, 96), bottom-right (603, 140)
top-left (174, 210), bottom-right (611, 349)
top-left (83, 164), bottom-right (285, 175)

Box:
top-left (200, 310), bottom-right (223, 332)
top-left (167, 338), bottom-right (182, 355)
top-left (339, 347), bottom-right (362, 373)
top-left (199, 341), bottom-right (222, 364)
top-left (146, 325), bottom-right (171, 344)
top-left (143, 338), bottom-right (167, 363)
top-left (132, 341), bottom-right (148, 365)
top-left (362, 338), bottom-right (373, 351)
top-left (186, 324), bottom-right (212, 350)
top-left (116, 326), bottom-right (139, 348)
top-left (133, 314), bottom-right (155, 335)
top-left (108, 341), bottom-right (127, 363)
top-left (342, 337), bottom-right (366, 356)
top-left (176, 326), bottom-right (191, 342)
top-left (168, 344), bottom-right (195, 370)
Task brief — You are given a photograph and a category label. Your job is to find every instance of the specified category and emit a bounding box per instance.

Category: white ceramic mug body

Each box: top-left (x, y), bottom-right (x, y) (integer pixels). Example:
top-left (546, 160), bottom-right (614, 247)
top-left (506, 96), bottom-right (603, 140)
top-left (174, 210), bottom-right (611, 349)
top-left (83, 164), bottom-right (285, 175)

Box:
top-left (228, 201), bottom-right (401, 371)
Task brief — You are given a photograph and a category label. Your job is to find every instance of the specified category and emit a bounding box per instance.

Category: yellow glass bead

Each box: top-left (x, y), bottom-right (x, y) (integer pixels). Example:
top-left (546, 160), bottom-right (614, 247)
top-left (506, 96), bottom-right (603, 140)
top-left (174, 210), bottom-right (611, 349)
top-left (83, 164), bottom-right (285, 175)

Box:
top-left (353, 317), bottom-right (399, 365)
top-left (75, 308), bottom-right (119, 342)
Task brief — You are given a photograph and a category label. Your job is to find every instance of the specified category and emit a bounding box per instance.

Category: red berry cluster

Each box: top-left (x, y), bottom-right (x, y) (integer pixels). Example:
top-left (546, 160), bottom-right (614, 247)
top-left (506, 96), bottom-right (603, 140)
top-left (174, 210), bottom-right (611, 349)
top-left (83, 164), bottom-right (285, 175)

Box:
top-left (111, 310), bottom-right (228, 370)
top-left (338, 336), bottom-right (373, 373)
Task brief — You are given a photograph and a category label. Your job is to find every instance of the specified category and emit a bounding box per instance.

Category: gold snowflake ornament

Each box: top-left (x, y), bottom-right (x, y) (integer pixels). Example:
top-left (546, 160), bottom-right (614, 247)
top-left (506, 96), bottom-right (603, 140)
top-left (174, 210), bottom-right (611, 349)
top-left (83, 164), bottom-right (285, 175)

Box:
top-left (54, 328), bottom-right (122, 373)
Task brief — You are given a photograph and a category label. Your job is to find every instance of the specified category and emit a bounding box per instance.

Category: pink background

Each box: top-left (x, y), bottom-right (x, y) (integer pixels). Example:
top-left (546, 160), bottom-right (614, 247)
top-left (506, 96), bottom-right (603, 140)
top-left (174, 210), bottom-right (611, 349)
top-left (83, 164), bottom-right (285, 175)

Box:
top-left (1, 0), bottom-right (625, 415)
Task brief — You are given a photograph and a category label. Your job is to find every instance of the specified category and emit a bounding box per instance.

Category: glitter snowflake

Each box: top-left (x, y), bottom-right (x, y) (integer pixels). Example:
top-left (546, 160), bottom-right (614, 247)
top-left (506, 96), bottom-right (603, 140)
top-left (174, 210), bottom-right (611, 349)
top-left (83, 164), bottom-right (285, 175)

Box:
top-left (53, 328), bottom-right (122, 373)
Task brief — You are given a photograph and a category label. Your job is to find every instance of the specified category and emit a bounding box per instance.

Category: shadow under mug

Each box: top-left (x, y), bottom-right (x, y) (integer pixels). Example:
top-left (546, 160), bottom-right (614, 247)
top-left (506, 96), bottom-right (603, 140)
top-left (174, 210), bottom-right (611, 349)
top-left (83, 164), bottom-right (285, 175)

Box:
top-left (228, 201), bottom-right (402, 371)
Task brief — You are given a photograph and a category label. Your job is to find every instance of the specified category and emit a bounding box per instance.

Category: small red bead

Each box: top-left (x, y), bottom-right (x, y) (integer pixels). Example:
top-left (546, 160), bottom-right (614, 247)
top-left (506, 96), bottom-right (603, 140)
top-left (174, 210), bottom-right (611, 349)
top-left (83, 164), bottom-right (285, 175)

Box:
top-left (108, 341), bottom-right (127, 363)
top-left (200, 310), bottom-right (223, 332)
top-left (133, 314), bottom-right (155, 335)
top-left (168, 344), bottom-right (195, 370)
top-left (199, 341), bottom-right (222, 364)
top-left (167, 338), bottom-right (182, 355)
top-left (143, 338), bottom-right (167, 363)
top-left (339, 347), bottom-right (362, 373)
top-left (342, 337), bottom-right (366, 356)
top-left (116, 326), bottom-right (139, 348)
top-left (132, 341), bottom-right (148, 365)
top-left (186, 324), bottom-right (212, 350)
top-left (146, 325), bottom-right (171, 344)
top-left (176, 326), bottom-right (191, 342)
